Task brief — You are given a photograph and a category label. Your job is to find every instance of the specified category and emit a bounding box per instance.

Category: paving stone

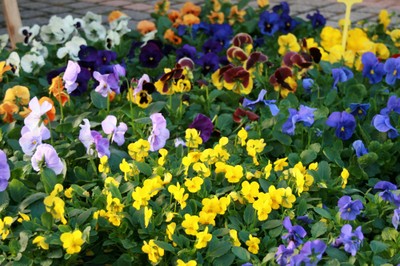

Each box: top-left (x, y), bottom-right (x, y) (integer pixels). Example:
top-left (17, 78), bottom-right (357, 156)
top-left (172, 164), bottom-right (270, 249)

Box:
top-left (124, 3), bottom-right (154, 12)
top-left (101, 0), bottom-right (132, 7)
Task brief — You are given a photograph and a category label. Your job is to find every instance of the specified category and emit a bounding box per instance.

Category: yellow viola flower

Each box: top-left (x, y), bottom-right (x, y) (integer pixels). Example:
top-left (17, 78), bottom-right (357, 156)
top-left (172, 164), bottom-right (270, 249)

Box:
top-left (192, 162), bottom-right (210, 178)
top-left (0, 61), bottom-right (11, 82)
top-left (98, 155), bottom-right (110, 174)
top-left (32, 235), bottom-right (49, 250)
top-left (341, 168), bottom-right (350, 189)
top-left (3, 85), bottom-right (30, 106)
top-left (166, 222), bottom-right (176, 241)
top-left (246, 138), bottom-right (266, 165)
top-left (224, 164), bottom-right (244, 183)
top-left (185, 128), bottom-right (203, 148)
top-left (158, 148), bottom-right (168, 166)
top-left (379, 9), bottom-right (390, 30)
top-left (268, 185), bottom-right (283, 210)
top-left (128, 139), bottom-right (150, 162)
top-left (144, 206), bottom-right (153, 228)
top-left (142, 240), bottom-right (164, 264)
top-left (252, 192), bottom-right (272, 221)
top-left (281, 187), bottom-right (296, 208)
top-left (184, 176), bottom-right (204, 193)
top-left (177, 259), bottom-right (197, 266)
top-left (320, 26), bottom-right (342, 52)
top-left (132, 186), bottom-right (151, 210)
top-left (374, 43), bottom-right (390, 60)
top-left (195, 227), bottom-right (212, 249)
top-left (241, 181), bottom-right (260, 203)
top-left (257, 0), bottom-right (269, 8)
top-left (182, 214), bottom-right (199, 236)
top-left (17, 212), bottom-right (30, 223)
top-left (229, 229), bottom-right (241, 246)
top-left (168, 182), bottom-right (189, 209)
top-left (0, 216), bottom-right (13, 240)
top-left (200, 148), bottom-right (216, 165)
top-left (245, 235), bottom-right (260, 254)
top-left (264, 160), bottom-right (273, 179)
top-left (44, 194), bottom-right (67, 225)
top-left (64, 187), bottom-right (73, 199)
top-left (274, 157), bottom-right (288, 171)
top-left (60, 230), bottom-right (85, 255)
top-left (278, 33), bottom-right (300, 55)
top-left (237, 127), bottom-right (248, 146)
top-left (165, 212), bottom-right (176, 222)
top-left (215, 161), bottom-right (227, 174)
top-left (198, 210), bottom-right (216, 226)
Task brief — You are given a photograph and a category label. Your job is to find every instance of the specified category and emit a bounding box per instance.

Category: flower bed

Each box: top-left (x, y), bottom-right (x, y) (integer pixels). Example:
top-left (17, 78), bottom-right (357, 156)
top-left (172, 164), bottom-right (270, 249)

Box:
top-left (0, 0), bottom-right (400, 265)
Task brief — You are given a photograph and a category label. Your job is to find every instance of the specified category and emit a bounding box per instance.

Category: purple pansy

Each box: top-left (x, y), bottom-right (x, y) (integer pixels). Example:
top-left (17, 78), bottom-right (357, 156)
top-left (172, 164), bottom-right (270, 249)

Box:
top-left (307, 10), bottom-right (326, 28)
top-left (282, 216), bottom-right (307, 247)
top-left (331, 67), bottom-right (353, 90)
top-left (326, 111), bottom-right (356, 140)
top-left (31, 143), bottom-right (64, 175)
top-left (374, 181), bottom-right (397, 202)
top-left (79, 119), bottom-right (110, 158)
top-left (148, 113), bottom-right (170, 151)
top-left (392, 208), bottom-right (400, 230)
top-left (282, 105), bottom-right (316, 136)
top-left (334, 224), bottom-right (364, 256)
top-left (63, 60), bottom-right (81, 94)
top-left (242, 89), bottom-right (279, 116)
top-left (302, 78), bottom-right (314, 94)
top-left (139, 41), bottom-right (164, 68)
top-left (384, 57), bottom-right (400, 85)
top-left (93, 71), bottom-right (115, 97)
top-left (352, 140), bottom-right (368, 158)
top-left (0, 149), bottom-right (10, 192)
top-left (361, 52), bottom-right (385, 84)
top-left (176, 44), bottom-right (197, 61)
top-left (188, 114), bottom-right (214, 143)
top-left (381, 95), bottom-right (400, 115)
top-left (338, 195), bottom-right (364, 221)
top-left (258, 11), bottom-right (280, 36)
top-left (196, 52), bottom-right (220, 74)
top-left (290, 240), bottom-right (327, 266)
top-left (101, 115), bottom-right (127, 146)
top-left (91, 131), bottom-right (110, 158)
top-left (275, 241), bottom-right (295, 266)
top-left (372, 114), bottom-right (399, 139)
top-left (349, 103), bottom-right (370, 118)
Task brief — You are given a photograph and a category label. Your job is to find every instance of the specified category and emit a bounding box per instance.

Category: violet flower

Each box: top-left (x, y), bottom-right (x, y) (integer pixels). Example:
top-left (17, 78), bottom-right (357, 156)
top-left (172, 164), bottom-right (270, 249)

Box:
top-left (334, 224), bottom-right (364, 256)
top-left (63, 60), bottom-right (81, 94)
top-left (148, 113), bottom-right (170, 151)
top-left (374, 181), bottom-right (397, 202)
top-left (93, 71), bottom-right (114, 97)
top-left (352, 140), bottom-right (368, 158)
top-left (101, 115), bottom-right (127, 146)
top-left (372, 114), bottom-right (399, 139)
top-left (282, 105), bottom-right (316, 136)
top-left (331, 67), bottom-right (353, 90)
top-left (307, 10), bottom-right (326, 28)
top-left (0, 149), bottom-right (10, 192)
top-left (384, 57), bottom-right (400, 85)
top-left (275, 241), bottom-right (295, 266)
top-left (338, 195), bottom-right (364, 221)
top-left (189, 114), bottom-right (214, 143)
top-left (91, 131), bottom-right (110, 158)
top-left (79, 119), bottom-right (110, 157)
top-left (282, 216), bottom-right (307, 247)
top-left (19, 125), bottom-right (51, 155)
top-left (361, 52), bottom-right (385, 84)
top-left (139, 41), bottom-right (164, 68)
top-left (349, 103), bottom-right (370, 118)
top-left (392, 208), bottom-right (400, 230)
top-left (302, 78), bottom-right (314, 94)
top-left (176, 44), bottom-right (197, 61)
top-left (290, 240), bottom-right (327, 266)
top-left (242, 89), bottom-right (279, 116)
top-left (326, 111), bottom-right (356, 140)
top-left (381, 95), bottom-right (400, 115)
top-left (196, 52), bottom-right (220, 74)
top-left (258, 11), bottom-right (280, 36)
top-left (31, 143), bottom-right (64, 175)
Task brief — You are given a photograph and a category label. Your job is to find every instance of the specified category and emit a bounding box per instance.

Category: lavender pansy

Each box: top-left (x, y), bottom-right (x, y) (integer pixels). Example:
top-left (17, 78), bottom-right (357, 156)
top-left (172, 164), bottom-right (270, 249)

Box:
top-left (338, 195), bottom-right (364, 220)
top-left (290, 240), bottom-right (327, 266)
top-left (282, 105), bottom-right (316, 135)
top-left (334, 224), bottom-right (364, 256)
top-left (326, 111), bottom-right (356, 140)
top-left (242, 89), bottom-right (279, 116)
top-left (372, 114), bottom-right (399, 139)
top-left (91, 131), bottom-right (110, 158)
top-left (331, 67), bottom-right (353, 90)
top-left (101, 115), bottom-right (127, 146)
top-left (374, 181), bottom-right (397, 202)
top-left (352, 140), bottom-right (368, 158)
top-left (63, 60), bottom-right (81, 94)
top-left (392, 208), bottom-right (400, 230)
top-left (19, 125), bottom-right (51, 155)
top-left (148, 113), bottom-right (170, 151)
top-left (31, 143), bottom-right (64, 175)
top-left (275, 241), bottom-right (295, 266)
top-left (383, 57), bottom-right (400, 85)
top-left (302, 78), bottom-right (314, 94)
top-left (0, 149), bottom-right (10, 192)
top-left (282, 216), bottom-right (307, 246)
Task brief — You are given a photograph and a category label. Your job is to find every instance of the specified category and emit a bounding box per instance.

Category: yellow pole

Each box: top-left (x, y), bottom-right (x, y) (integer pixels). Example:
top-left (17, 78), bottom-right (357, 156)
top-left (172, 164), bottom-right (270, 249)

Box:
top-left (337, 0), bottom-right (363, 50)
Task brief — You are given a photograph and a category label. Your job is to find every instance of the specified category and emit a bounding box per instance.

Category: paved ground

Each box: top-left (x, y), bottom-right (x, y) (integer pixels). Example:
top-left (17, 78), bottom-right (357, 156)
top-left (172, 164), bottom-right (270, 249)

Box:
top-left (1, 0), bottom-right (400, 38)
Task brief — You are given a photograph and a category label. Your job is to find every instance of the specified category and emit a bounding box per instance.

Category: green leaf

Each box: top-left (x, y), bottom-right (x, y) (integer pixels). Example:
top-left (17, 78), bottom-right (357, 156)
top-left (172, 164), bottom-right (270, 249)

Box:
top-left (311, 221), bottom-right (327, 238)
top-left (232, 246), bottom-right (251, 261)
top-left (216, 113), bottom-right (233, 135)
top-left (243, 205), bottom-right (255, 225)
top-left (296, 197), bottom-right (308, 216)
top-left (90, 90), bottom-right (108, 109)
top-left (268, 226), bottom-right (282, 238)
top-left (19, 192), bottom-right (46, 211)
top-left (207, 240), bottom-right (232, 259)
top-left (313, 207), bottom-right (332, 219)
top-left (213, 253), bottom-right (235, 265)
top-left (41, 212), bottom-right (53, 230)
top-left (113, 254), bottom-right (133, 266)
top-left (55, 123), bottom-right (73, 133)
top-left (272, 130), bottom-right (292, 145)
top-left (41, 168), bottom-right (58, 194)
top-left (324, 89), bottom-right (337, 106)
top-left (323, 147), bottom-right (344, 167)
top-left (18, 231), bottom-right (29, 253)
top-left (381, 227), bottom-right (399, 241)
top-left (145, 101), bottom-right (166, 115)
top-left (300, 149), bottom-right (317, 165)
top-left (0, 190), bottom-right (10, 212)
top-left (8, 179), bottom-right (30, 203)
top-left (133, 161), bottom-right (152, 176)
top-left (370, 240), bottom-right (388, 254)
top-left (262, 219), bottom-right (282, 229)
top-left (77, 209), bottom-right (93, 225)
top-left (325, 246), bottom-right (348, 262)
top-left (153, 240), bottom-right (175, 253)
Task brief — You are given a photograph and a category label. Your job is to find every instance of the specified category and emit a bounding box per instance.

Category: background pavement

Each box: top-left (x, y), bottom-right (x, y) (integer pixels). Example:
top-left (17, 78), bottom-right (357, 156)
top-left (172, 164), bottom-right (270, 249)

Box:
top-left (1, 0), bottom-right (400, 38)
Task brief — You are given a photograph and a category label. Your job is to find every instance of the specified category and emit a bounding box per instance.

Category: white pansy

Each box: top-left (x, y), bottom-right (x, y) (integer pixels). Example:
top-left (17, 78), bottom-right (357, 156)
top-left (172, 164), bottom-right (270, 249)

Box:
top-left (141, 30), bottom-right (157, 44)
top-left (19, 24), bottom-right (40, 44)
top-left (31, 40), bottom-right (48, 58)
top-left (110, 16), bottom-right (131, 36)
top-left (57, 36), bottom-right (87, 60)
top-left (21, 53), bottom-right (45, 74)
top-left (83, 11), bottom-right (102, 24)
top-left (6, 51), bottom-right (20, 76)
top-left (40, 15), bottom-right (75, 44)
top-left (84, 21), bottom-right (106, 42)
top-left (0, 34), bottom-right (8, 50)
top-left (105, 30), bottom-right (120, 49)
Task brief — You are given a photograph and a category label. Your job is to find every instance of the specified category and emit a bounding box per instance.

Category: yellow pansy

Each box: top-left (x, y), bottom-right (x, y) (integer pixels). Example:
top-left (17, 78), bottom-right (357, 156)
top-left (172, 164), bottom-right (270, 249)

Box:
top-left (60, 230), bottom-right (85, 254)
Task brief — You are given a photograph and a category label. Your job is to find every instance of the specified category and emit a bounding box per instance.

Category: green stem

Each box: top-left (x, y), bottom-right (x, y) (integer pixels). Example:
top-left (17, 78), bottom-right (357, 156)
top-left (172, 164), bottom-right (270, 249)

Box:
top-left (107, 93), bottom-right (110, 114)
top-left (89, 156), bottom-right (98, 176)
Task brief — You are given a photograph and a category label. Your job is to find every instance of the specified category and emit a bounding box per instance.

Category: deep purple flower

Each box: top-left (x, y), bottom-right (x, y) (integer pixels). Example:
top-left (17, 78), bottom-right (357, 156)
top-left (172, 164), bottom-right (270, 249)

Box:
top-left (196, 52), bottom-right (220, 74)
top-left (349, 103), bottom-right (370, 118)
top-left (0, 149), bottom-right (10, 192)
top-left (361, 52), bottom-right (385, 84)
top-left (282, 105), bottom-right (316, 135)
top-left (101, 115), bottom-right (127, 146)
top-left (279, 14), bottom-right (298, 33)
top-left (148, 113), bottom-right (170, 151)
top-left (338, 195), bottom-right (364, 220)
top-left (209, 23), bottom-right (233, 49)
top-left (139, 41), bottom-right (164, 68)
top-left (96, 49), bottom-right (117, 66)
top-left (275, 241), bottom-right (295, 266)
top-left (272, 1), bottom-right (290, 15)
top-left (307, 10), bottom-right (326, 28)
top-left (384, 57), bottom-right (400, 85)
top-left (392, 208), bottom-right (400, 229)
top-left (176, 44), bottom-right (197, 61)
top-left (242, 89), bottom-right (279, 116)
top-left (70, 67), bottom-right (91, 96)
top-left (374, 181), bottom-right (397, 202)
top-left (326, 111), bottom-right (356, 140)
top-left (202, 39), bottom-right (223, 54)
top-left (352, 140), bottom-right (368, 158)
top-left (334, 224), bottom-right (364, 256)
top-left (290, 240), bottom-right (327, 266)
top-left (63, 60), bottom-right (81, 94)
top-left (258, 11), bottom-right (280, 36)
top-left (372, 114), bottom-right (399, 139)
top-left (302, 78), bottom-right (314, 94)
top-left (282, 216), bottom-right (307, 247)
top-left (31, 143), bottom-right (64, 175)
top-left (189, 114), bottom-right (214, 142)
top-left (331, 67), bottom-right (353, 90)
